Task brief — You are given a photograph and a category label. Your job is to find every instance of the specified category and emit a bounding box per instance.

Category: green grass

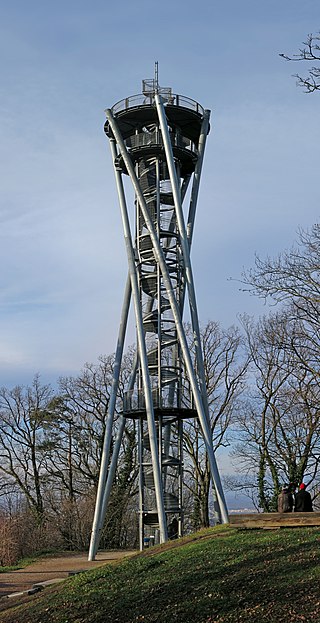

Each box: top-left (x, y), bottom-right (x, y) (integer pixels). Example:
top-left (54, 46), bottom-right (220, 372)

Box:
top-left (1, 526), bottom-right (320, 623)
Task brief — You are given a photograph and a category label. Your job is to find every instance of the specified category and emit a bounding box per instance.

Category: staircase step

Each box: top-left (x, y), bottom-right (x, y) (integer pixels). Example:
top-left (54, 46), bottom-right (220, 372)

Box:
top-left (163, 492), bottom-right (180, 511)
top-left (162, 455), bottom-right (180, 466)
top-left (141, 275), bottom-right (157, 297)
top-left (142, 512), bottom-right (159, 527)
top-left (143, 471), bottom-right (155, 488)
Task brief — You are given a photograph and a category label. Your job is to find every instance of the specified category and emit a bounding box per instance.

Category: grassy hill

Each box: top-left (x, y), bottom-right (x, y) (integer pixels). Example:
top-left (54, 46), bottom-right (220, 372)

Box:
top-left (0, 525), bottom-right (319, 623)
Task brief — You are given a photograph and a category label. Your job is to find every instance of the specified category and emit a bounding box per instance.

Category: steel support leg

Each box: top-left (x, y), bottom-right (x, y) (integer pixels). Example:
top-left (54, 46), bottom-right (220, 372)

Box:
top-left (88, 274), bottom-right (132, 560)
top-left (187, 110), bottom-right (210, 245)
top-left (109, 137), bottom-right (168, 543)
top-left (155, 95), bottom-right (228, 521)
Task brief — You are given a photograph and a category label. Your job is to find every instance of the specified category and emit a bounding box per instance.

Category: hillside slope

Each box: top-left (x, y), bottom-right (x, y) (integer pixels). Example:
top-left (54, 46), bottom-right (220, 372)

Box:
top-left (0, 526), bottom-right (319, 623)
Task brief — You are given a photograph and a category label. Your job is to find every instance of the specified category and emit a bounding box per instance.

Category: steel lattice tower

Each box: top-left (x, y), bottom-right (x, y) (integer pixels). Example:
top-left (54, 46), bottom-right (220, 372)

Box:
top-left (88, 70), bottom-right (228, 559)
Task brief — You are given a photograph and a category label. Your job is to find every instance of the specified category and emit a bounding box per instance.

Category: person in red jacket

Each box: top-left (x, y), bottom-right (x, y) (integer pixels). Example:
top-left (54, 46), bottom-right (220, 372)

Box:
top-left (294, 483), bottom-right (313, 512)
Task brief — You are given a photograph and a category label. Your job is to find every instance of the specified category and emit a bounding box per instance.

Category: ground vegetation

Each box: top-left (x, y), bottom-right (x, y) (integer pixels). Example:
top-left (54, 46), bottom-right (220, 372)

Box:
top-left (0, 526), bottom-right (319, 623)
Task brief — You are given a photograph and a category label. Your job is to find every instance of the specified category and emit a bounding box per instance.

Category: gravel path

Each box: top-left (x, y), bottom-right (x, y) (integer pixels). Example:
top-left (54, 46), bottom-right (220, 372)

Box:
top-left (0, 550), bottom-right (135, 597)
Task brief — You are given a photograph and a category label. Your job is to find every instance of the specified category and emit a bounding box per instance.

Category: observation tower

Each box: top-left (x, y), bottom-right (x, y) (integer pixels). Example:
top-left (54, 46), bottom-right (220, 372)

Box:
top-left (88, 68), bottom-right (228, 559)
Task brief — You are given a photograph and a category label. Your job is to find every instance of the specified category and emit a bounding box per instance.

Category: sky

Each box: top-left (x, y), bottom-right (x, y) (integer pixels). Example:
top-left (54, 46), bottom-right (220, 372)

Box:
top-left (1, 0), bottom-right (320, 390)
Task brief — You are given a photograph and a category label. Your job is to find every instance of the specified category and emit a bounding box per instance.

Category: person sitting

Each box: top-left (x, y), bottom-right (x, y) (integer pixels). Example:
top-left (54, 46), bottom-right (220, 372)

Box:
top-left (277, 485), bottom-right (293, 513)
top-left (294, 483), bottom-right (313, 512)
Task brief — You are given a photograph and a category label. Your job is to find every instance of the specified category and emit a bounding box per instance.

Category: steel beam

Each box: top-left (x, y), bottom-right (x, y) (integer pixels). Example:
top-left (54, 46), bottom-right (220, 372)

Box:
top-left (108, 135), bottom-right (168, 543)
top-left (88, 274), bottom-right (132, 560)
top-left (155, 95), bottom-right (228, 522)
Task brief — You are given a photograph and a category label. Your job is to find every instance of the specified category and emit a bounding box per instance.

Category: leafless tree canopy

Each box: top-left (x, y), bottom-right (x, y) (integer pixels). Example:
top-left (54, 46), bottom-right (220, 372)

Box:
top-left (229, 226), bottom-right (320, 509)
top-left (0, 322), bottom-right (250, 555)
top-left (280, 32), bottom-right (320, 92)
top-left (230, 312), bottom-right (320, 511)
top-left (241, 225), bottom-right (320, 305)
top-left (183, 321), bottom-right (249, 527)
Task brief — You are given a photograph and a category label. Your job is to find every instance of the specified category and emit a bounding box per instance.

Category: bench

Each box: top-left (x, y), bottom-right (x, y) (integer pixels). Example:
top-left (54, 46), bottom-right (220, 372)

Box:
top-left (229, 512), bottom-right (320, 529)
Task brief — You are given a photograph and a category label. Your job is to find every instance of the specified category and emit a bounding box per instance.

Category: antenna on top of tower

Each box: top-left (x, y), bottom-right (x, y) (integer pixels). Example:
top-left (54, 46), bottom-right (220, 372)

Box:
top-left (154, 61), bottom-right (159, 92)
top-left (142, 63), bottom-right (172, 100)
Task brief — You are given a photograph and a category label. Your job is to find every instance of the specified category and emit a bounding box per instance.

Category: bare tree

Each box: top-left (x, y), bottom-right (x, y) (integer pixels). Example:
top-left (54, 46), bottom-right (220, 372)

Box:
top-left (280, 32), bottom-right (320, 92)
top-left (230, 312), bottom-right (320, 510)
top-left (57, 356), bottom-right (115, 491)
top-left (183, 321), bottom-right (249, 527)
top-left (241, 225), bottom-right (320, 376)
top-left (0, 376), bottom-right (57, 524)
top-left (230, 227), bottom-right (320, 508)
top-left (43, 352), bottom-right (139, 549)
top-left (241, 225), bottom-right (320, 306)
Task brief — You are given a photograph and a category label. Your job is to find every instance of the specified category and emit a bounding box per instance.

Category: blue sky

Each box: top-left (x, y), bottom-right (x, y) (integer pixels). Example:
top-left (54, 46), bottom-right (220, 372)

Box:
top-left (1, 0), bottom-right (319, 389)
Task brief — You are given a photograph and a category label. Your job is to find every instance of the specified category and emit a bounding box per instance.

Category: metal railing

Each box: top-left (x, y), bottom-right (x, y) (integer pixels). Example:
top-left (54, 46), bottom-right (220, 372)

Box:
top-left (111, 93), bottom-right (204, 116)
top-left (125, 130), bottom-right (195, 154)
top-left (123, 383), bottom-right (194, 413)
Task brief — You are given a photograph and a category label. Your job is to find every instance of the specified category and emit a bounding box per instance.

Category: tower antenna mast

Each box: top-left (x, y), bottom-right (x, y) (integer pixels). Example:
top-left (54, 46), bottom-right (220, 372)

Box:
top-left (155, 61), bottom-right (159, 92)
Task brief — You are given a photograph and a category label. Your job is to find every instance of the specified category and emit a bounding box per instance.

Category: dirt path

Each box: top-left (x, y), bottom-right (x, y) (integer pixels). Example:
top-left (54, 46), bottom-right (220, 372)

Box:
top-left (0, 550), bottom-right (135, 598)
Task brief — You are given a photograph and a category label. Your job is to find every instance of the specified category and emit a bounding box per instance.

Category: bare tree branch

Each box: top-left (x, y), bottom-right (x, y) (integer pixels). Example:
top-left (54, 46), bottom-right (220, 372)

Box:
top-left (280, 33), bottom-right (320, 92)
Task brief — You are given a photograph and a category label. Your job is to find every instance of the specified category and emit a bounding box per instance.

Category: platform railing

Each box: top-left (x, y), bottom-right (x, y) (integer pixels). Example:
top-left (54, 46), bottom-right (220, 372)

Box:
top-left (125, 131), bottom-right (196, 154)
top-left (123, 383), bottom-right (194, 413)
top-left (111, 93), bottom-right (204, 116)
